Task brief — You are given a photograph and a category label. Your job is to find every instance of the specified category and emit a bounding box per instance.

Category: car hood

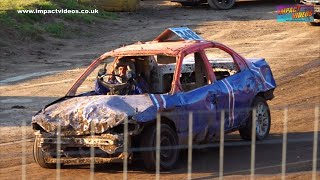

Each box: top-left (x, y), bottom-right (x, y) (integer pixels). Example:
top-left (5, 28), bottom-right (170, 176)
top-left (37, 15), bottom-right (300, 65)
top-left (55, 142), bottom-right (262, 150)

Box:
top-left (32, 94), bottom-right (157, 135)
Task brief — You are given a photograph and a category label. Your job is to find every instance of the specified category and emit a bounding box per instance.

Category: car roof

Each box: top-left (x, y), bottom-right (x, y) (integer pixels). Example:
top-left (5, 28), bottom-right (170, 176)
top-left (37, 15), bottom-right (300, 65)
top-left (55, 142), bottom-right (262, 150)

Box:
top-left (109, 40), bottom-right (212, 57)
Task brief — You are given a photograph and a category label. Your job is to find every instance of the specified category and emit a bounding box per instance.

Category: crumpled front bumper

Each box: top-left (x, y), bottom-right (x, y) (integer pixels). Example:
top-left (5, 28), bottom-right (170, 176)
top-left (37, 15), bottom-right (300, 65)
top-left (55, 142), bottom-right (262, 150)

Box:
top-left (36, 132), bottom-right (131, 165)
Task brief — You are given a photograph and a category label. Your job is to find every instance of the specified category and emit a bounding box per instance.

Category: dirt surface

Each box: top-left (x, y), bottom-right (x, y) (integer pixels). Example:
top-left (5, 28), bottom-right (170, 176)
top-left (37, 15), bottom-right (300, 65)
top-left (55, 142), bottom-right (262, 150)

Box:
top-left (0, 0), bottom-right (319, 179)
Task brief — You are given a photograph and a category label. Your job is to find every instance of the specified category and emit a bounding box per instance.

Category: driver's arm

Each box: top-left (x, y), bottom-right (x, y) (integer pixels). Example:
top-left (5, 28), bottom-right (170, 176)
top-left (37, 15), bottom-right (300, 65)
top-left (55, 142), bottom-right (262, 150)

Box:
top-left (94, 78), bottom-right (110, 95)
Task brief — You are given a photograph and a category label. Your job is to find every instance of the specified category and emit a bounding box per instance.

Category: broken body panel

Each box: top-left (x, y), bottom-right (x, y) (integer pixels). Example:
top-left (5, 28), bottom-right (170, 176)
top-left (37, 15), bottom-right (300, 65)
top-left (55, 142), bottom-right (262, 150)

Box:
top-left (32, 28), bottom-right (276, 166)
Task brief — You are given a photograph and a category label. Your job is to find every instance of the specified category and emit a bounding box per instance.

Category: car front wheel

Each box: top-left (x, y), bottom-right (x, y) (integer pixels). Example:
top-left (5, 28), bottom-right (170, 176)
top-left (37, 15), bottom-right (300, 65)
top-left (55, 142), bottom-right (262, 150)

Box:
top-left (33, 135), bottom-right (56, 169)
top-left (140, 124), bottom-right (179, 170)
top-left (239, 96), bottom-right (271, 140)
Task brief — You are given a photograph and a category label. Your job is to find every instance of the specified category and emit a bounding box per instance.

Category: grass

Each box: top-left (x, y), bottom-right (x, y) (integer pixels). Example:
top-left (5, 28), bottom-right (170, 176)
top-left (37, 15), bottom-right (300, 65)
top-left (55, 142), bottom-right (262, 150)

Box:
top-left (0, 0), bottom-right (46, 10)
top-left (44, 22), bottom-right (65, 37)
top-left (0, 0), bottom-right (117, 39)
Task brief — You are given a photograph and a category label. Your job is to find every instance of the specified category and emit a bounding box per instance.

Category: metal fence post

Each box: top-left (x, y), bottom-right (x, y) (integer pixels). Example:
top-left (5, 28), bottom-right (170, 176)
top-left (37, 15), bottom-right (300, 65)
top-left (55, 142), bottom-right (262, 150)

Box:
top-left (251, 108), bottom-right (257, 180)
top-left (219, 110), bottom-right (225, 180)
top-left (156, 113), bottom-right (161, 180)
top-left (123, 117), bottom-right (128, 180)
top-left (281, 108), bottom-right (288, 180)
top-left (21, 119), bottom-right (27, 180)
top-left (90, 121), bottom-right (95, 180)
top-left (312, 105), bottom-right (319, 180)
top-left (187, 112), bottom-right (193, 180)
top-left (56, 123), bottom-right (61, 180)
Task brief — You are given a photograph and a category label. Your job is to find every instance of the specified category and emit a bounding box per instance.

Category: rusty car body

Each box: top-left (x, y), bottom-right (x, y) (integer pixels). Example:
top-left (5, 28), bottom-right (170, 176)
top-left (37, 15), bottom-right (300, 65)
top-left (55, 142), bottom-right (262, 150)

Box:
top-left (32, 27), bottom-right (276, 170)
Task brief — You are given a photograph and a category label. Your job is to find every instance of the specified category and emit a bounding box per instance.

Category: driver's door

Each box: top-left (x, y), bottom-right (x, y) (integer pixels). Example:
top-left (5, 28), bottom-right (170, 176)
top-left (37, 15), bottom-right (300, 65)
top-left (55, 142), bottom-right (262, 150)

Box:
top-left (175, 51), bottom-right (222, 143)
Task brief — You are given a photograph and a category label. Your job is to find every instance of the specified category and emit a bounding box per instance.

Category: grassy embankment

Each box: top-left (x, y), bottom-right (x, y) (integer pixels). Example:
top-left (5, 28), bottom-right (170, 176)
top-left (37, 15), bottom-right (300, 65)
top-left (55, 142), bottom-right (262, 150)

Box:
top-left (0, 0), bottom-right (117, 39)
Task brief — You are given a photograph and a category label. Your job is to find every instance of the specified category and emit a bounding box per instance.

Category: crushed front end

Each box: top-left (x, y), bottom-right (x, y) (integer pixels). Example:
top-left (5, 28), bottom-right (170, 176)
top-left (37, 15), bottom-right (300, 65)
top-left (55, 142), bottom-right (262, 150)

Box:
top-left (32, 95), bottom-right (156, 167)
top-left (33, 130), bottom-right (131, 165)
top-left (35, 131), bottom-right (129, 164)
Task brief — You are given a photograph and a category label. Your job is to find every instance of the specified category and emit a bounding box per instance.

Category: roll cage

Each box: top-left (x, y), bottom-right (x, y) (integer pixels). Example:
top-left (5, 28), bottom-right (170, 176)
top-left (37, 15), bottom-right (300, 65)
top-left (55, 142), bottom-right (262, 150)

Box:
top-left (66, 41), bottom-right (248, 96)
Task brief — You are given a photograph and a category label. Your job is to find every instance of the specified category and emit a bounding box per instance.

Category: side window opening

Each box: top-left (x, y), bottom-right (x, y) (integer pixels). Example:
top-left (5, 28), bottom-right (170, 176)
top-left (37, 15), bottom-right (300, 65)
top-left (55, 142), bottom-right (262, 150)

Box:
top-left (134, 56), bottom-right (156, 86)
top-left (162, 74), bottom-right (173, 93)
top-left (180, 52), bottom-right (209, 91)
top-left (204, 48), bottom-right (240, 81)
top-left (75, 56), bottom-right (156, 96)
top-left (150, 55), bottom-right (176, 94)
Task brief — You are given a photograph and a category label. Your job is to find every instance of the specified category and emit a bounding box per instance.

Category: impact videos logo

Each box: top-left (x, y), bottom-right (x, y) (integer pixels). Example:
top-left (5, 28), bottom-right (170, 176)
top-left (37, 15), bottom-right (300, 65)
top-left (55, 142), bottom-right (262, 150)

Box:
top-left (277, 5), bottom-right (314, 22)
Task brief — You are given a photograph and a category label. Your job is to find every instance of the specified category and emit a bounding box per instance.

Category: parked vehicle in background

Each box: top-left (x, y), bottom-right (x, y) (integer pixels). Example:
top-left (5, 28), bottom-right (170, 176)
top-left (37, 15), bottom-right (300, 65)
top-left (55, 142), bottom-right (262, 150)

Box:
top-left (172, 0), bottom-right (236, 10)
top-left (32, 27), bottom-right (276, 170)
top-left (300, 0), bottom-right (320, 25)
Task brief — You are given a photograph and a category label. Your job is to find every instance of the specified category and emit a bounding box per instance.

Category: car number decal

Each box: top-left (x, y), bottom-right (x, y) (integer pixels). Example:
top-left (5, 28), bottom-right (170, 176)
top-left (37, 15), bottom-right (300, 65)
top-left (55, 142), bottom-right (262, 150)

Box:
top-left (169, 27), bottom-right (203, 40)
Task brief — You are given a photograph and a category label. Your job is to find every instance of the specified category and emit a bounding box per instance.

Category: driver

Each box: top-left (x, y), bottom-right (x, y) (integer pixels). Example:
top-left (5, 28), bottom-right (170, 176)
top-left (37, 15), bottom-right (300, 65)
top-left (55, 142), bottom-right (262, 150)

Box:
top-left (118, 66), bottom-right (127, 79)
top-left (95, 57), bottom-right (149, 95)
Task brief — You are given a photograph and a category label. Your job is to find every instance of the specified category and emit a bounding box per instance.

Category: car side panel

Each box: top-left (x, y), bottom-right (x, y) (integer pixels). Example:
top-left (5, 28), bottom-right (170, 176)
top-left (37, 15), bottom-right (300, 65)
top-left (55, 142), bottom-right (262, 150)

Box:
top-left (217, 70), bottom-right (256, 130)
top-left (150, 83), bottom-right (221, 145)
top-left (181, 84), bottom-right (220, 143)
top-left (246, 58), bottom-right (276, 93)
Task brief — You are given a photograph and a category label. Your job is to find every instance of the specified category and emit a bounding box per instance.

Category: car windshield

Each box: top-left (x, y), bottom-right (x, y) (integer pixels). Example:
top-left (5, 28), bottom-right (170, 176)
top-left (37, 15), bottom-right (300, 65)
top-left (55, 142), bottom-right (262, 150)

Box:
top-left (76, 56), bottom-right (155, 95)
top-left (72, 55), bottom-right (178, 96)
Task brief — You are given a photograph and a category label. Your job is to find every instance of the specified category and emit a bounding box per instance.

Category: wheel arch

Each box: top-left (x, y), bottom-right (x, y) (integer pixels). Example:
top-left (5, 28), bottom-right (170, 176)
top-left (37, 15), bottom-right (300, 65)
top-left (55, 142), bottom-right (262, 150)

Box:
top-left (132, 116), bottom-right (178, 148)
top-left (256, 89), bottom-right (275, 101)
top-left (141, 116), bottom-right (178, 134)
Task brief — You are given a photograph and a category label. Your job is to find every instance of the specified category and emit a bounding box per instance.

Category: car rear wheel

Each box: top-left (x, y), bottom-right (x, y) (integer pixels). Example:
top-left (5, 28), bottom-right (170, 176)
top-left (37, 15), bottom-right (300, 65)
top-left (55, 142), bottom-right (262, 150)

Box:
top-left (208, 0), bottom-right (235, 10)
top-left (140, 124), bottom-right (179, 170)
top-left (239, 96), bottom-right (271, 140)
top-left (33, 135), bottom-right (56, 169)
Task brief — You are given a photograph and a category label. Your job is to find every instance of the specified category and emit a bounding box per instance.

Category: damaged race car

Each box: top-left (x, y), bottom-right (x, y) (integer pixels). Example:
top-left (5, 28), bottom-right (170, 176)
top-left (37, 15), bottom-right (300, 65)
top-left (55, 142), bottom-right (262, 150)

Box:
top-left (32, 27), bottom-right (276, 170)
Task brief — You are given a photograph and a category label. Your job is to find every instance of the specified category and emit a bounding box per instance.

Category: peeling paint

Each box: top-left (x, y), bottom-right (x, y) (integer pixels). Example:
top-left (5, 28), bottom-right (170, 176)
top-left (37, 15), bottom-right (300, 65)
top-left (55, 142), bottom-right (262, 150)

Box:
top-left (32, 94), bottom-right (155, 135)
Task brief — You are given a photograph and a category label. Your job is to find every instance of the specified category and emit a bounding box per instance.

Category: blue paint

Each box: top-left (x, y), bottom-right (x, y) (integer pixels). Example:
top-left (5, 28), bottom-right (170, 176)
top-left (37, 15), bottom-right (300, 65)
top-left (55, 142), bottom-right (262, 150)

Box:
top-left (147, 58), bottom-right (276, 145)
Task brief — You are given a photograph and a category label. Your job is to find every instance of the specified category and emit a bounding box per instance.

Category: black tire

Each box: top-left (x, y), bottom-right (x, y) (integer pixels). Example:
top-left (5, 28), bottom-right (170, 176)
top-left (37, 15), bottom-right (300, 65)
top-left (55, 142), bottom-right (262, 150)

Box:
top-left (33, 135), bottom-right (56, 169)
top-left (140, 124), bottom-right (179, 170)
top-left (239, 96), bottom-right (271, 141)
top-left (208, 0), bottom-right (235, 10)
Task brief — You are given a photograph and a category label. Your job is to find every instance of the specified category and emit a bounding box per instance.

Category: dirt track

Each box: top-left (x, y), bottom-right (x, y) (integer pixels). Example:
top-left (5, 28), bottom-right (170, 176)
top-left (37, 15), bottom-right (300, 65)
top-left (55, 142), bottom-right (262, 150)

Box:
top-left (0, 0), bottom-right (319, 179)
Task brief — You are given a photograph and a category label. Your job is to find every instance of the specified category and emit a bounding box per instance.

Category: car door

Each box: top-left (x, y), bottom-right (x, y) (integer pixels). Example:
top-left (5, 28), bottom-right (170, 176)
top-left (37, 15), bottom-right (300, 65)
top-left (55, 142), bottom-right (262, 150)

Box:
top-left (175, 51), bottom-right (222, 143)
top-left (210, 70), bottom-right (256, 130)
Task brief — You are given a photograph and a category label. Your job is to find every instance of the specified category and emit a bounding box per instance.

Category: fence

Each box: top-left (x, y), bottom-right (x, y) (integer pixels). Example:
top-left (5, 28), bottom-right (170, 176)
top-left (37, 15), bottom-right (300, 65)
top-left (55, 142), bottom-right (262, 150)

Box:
top-left (17, 105), bottom-right (319, 179)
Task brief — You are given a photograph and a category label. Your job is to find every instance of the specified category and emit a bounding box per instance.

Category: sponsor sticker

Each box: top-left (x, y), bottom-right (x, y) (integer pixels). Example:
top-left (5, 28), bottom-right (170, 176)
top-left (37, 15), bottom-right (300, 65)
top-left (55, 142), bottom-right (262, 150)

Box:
top-left (277, 5), bottom-right (314, 22)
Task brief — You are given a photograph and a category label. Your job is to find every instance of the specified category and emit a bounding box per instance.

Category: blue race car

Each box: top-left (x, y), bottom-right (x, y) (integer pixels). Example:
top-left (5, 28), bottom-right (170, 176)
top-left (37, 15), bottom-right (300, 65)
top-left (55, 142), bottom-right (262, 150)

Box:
top-left (32, 27), bottom-right (276, 170)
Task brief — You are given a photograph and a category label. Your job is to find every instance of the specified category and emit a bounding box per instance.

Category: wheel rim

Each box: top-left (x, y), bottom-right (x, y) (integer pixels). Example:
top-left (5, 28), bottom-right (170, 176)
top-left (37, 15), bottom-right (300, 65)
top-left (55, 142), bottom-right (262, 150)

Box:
top-left (159, 132), bottom-right (177, 164)
top-left (215, 0), bottom-right (234, 7)
top-left (209, 0), bottom-right (235, 9)
top-left (217, 0), bottom-right (231, 5)
top-left (255, 102), bottom-right (269, 137)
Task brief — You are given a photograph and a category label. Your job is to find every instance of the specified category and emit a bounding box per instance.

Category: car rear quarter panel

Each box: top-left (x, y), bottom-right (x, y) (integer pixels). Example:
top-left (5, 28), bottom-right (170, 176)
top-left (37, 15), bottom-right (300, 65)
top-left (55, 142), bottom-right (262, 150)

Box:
top-left (246, 58), bottom-right (276, 94)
